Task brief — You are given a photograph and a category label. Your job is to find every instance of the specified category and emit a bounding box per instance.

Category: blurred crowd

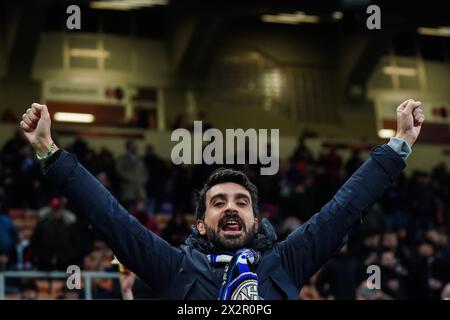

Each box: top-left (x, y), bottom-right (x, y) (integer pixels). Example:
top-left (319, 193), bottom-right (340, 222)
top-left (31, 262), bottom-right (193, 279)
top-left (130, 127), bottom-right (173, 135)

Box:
top-left (0, 129), bottom-right (449, 300)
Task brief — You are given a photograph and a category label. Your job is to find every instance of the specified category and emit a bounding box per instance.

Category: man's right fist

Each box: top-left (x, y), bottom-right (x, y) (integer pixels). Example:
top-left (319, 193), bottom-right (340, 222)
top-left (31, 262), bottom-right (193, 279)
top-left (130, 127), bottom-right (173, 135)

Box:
top-left (395, 99), bottom-right (425, 147)
top-left (20, 103), bottom-right (56, 158)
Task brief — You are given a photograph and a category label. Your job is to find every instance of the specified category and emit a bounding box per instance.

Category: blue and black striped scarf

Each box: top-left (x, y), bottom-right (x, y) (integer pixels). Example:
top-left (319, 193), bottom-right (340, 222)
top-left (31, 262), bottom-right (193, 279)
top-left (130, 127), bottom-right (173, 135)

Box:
top-left (208, 248), bottom-right (262, 300)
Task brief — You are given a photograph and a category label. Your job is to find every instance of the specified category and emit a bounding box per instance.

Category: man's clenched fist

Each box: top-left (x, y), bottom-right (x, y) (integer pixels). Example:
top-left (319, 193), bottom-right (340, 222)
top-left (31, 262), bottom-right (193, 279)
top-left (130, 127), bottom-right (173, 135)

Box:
top-left (20, 103), bottom-right (57, 158)
top-left (395, 99), bottom-right (425, 147)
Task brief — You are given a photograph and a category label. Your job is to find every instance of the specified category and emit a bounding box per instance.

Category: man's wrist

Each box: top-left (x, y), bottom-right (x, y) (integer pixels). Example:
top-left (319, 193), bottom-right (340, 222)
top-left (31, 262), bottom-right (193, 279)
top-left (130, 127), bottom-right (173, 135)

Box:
top-left (395, 133), bottom-right (414, 148)
top-left (33, 138), bottom-right (59, 159)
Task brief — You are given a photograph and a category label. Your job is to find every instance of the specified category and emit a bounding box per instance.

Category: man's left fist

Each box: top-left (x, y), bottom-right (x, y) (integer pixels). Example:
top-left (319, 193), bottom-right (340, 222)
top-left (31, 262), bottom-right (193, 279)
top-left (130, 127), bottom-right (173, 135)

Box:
top-left (395, 99), bottom-right (425, 147)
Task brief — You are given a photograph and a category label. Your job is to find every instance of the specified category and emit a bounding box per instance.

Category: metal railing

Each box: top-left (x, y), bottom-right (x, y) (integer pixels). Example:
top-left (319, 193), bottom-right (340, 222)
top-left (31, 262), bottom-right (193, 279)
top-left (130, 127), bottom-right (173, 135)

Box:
top-left (0, 271), bottom-right (121, 300)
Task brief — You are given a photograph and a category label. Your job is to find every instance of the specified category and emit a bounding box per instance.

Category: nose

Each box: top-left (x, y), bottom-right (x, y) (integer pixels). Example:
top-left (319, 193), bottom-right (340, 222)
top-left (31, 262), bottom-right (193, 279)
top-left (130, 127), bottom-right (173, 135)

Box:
top-left (224, 201), bottom-right (239, 214)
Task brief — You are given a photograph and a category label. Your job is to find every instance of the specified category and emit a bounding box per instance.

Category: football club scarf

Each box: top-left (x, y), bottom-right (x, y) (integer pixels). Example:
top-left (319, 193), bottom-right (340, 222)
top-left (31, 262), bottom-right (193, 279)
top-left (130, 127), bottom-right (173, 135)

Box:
top-left (207, 248), bottom-right (262, 300)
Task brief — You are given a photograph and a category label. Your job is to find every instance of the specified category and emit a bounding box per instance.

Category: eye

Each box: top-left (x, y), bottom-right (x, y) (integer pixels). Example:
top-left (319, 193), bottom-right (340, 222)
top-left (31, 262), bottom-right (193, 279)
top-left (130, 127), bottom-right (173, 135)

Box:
top-left (214, 201), bottom-right (224, 207)
top-left (237, 201), bottom-right (248, 207)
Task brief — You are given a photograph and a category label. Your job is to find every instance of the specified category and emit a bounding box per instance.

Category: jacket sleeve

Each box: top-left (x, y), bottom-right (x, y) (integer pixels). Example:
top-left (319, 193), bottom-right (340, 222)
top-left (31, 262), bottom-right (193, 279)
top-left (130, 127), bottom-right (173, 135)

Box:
top-left (278, 144), bottom-right (405, 287)
top-left (43, 150), bottom-right (183, 293)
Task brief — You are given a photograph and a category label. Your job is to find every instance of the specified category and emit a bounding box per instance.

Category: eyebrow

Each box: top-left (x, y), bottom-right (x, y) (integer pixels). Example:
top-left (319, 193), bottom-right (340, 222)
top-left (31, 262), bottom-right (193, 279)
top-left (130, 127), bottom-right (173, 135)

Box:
top-left (209, 193), bottom-right (227, 204)
top-left (234, 193), bottom-right (251, 202)
top-left (209, 192), bottom-right (251, 204)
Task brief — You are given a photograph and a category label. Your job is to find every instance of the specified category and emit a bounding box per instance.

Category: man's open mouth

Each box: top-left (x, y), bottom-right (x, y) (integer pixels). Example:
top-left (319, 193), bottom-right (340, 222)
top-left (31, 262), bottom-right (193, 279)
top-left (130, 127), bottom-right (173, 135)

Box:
top-left (220, 218), bottom-right (244, 235)
top-left (222, 220), bottom-right (242, 232)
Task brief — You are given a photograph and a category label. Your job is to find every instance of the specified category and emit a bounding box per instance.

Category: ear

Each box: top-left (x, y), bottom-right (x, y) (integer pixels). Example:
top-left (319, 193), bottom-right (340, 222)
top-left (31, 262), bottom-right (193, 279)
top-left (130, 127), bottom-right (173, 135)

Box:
top-left (196, 219), bottom-right (206, 236)
top-left (254, 217), bottom-right (259, 233)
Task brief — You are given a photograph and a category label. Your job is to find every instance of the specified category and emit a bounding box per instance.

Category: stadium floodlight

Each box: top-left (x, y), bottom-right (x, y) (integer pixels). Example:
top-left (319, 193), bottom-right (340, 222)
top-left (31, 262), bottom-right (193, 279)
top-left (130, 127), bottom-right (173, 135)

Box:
top-left (378, 129), bottom-right (396, 139)
top-left (262, 12), bottom-right (320, 25)
top-left (417, 26), bottom-right (450, 37)
top-left (54, 112), bottom-right (95, 123)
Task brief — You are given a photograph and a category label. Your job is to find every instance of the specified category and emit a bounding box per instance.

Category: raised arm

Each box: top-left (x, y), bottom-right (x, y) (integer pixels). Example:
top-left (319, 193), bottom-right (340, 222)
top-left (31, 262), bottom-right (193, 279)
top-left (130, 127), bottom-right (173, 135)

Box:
top-left (278, 99), bottom-right (425, 287)
top-left (20, 103), bottom-right (183, 293)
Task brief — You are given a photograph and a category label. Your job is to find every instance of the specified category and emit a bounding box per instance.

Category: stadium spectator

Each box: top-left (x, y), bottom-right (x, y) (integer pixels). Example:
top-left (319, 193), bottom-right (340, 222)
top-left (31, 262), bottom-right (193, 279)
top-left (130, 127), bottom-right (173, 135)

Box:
top-left (116, 139), bottom-right (148, 209)
top-left (345, 149), bottom-right (364, 178)
top-left (38, 197), bottom-right (77, 225)
top-left (143, 144), bottom-right (169, 208)
top-left (0, 207), bottom-right (18, 270)
top-left (30, 199), bottom-right (82, 271)
top-left (316, 245), bottom-right (359, 300)
top-left (408, 239), bottom-right (450, 299)
top-left (379, 250), bottom-right (408, 299)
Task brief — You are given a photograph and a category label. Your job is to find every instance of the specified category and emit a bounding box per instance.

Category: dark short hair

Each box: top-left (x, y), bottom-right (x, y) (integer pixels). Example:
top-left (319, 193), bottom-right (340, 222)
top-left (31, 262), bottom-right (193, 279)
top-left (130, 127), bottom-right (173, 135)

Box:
top-left (195, 168), bottom-right (259, 220)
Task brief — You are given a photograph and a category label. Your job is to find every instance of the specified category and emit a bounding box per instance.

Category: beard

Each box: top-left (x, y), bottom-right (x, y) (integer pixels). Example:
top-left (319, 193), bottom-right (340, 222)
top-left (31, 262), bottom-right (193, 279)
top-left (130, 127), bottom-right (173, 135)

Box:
top-left (204, 219), bottom-right (257, 252)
